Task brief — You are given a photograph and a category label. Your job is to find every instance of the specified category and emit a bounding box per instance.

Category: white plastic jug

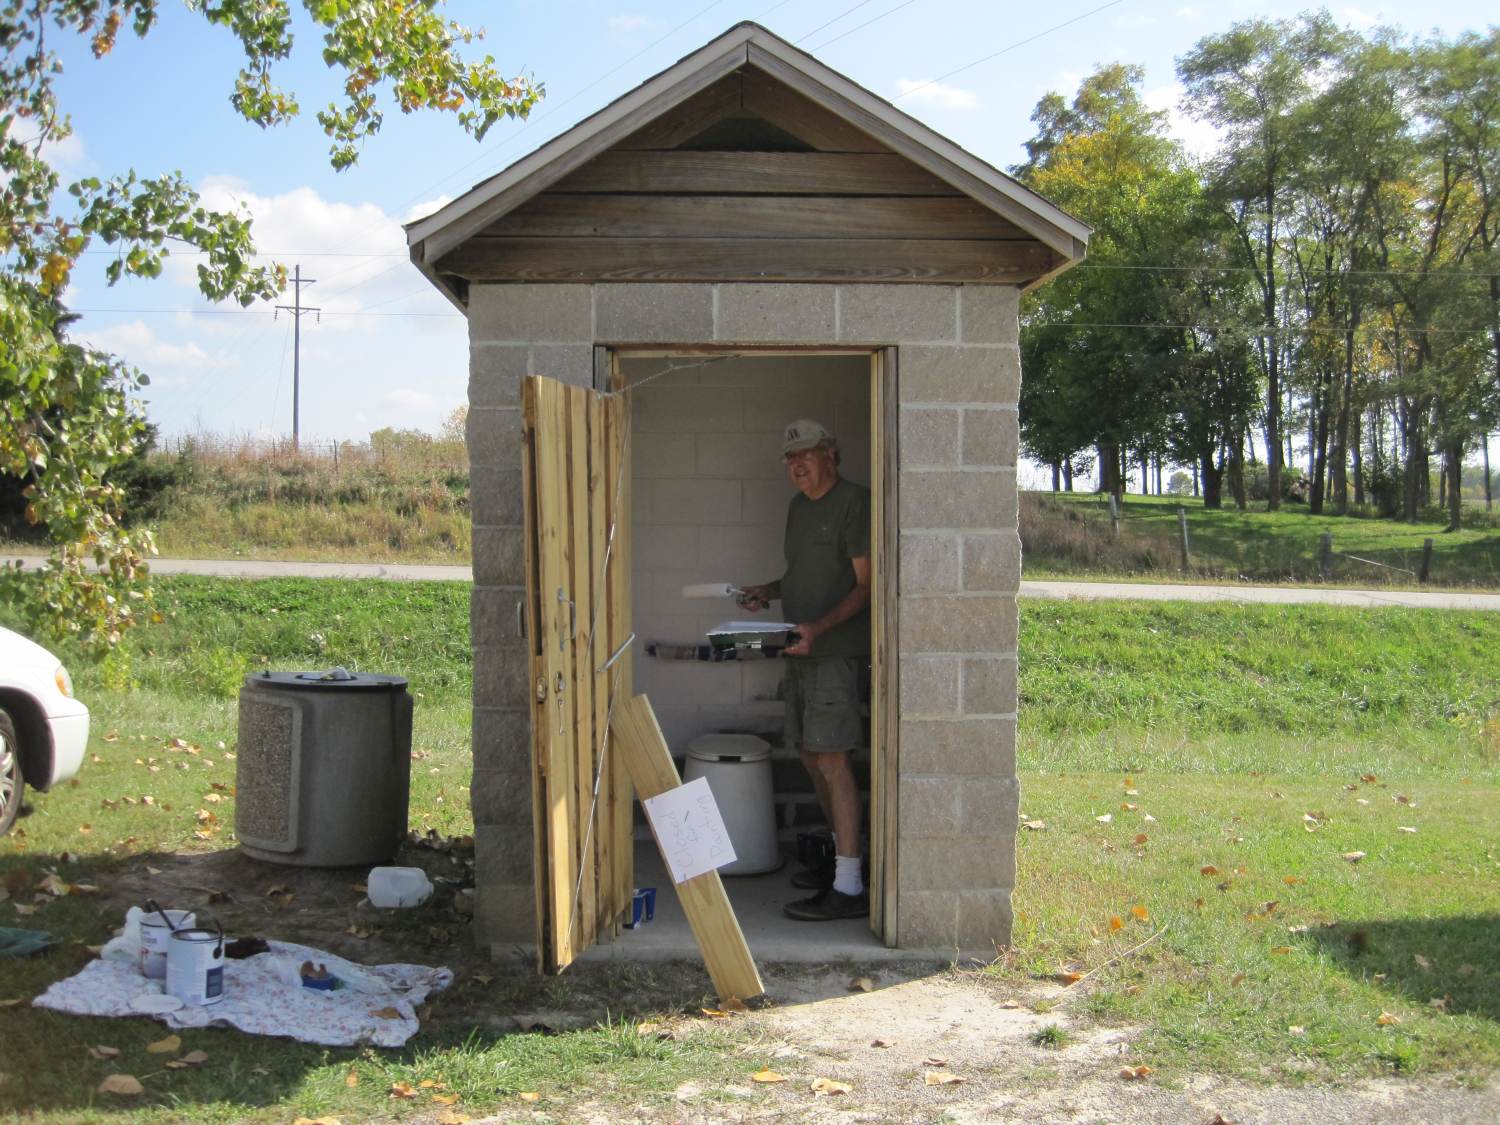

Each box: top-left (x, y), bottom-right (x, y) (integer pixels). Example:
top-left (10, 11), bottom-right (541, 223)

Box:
top-left (367, 866), bottom-right (433, 908)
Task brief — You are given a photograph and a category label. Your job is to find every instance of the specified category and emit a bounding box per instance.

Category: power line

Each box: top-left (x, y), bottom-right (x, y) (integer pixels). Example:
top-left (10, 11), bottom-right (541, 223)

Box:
top-left (794, 0), bottom-right (883, 44)
top-left (895, 0), bottom-right (1127, 103)
top-left (804, 0), bottom-right (923, 53)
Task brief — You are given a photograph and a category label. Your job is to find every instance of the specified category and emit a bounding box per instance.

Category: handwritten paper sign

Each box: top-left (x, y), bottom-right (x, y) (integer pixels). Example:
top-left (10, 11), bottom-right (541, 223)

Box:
top-left (641, 776), bottom-right (737, 885)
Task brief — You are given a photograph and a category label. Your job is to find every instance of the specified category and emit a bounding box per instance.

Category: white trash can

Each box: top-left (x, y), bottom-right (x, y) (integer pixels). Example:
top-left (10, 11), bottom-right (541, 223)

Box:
top-left (683, 733), bottom-right (780, 876)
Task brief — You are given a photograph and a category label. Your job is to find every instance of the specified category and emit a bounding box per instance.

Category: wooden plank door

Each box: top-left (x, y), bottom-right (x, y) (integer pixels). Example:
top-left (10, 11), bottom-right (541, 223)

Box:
top-left (521, 374), bottom-right (634, 973)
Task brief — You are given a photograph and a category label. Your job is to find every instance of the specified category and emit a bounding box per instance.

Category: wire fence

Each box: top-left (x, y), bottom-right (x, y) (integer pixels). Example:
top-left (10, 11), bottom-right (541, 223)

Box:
top-left (157, 434), bottom-right (469, 475)
top-left (1021, 492), bottom-right (1500, 590)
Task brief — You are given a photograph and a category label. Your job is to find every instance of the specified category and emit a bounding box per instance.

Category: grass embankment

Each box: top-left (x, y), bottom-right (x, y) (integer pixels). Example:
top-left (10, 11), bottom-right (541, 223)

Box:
top-left (1022, 491), bottom-right (1500, 588)
top-left (2, 580), bottom-right (1498, 1119)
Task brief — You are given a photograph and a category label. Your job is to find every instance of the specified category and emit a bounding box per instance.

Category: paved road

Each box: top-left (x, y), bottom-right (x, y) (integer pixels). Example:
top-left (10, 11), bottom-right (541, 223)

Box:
top-left (11, 554), bottom-right (1500, 610)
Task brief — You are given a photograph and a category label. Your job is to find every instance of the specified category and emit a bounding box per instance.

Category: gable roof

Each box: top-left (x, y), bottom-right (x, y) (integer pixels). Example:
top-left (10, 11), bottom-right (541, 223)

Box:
top-left (407, 22), bottom-right (1089, 304)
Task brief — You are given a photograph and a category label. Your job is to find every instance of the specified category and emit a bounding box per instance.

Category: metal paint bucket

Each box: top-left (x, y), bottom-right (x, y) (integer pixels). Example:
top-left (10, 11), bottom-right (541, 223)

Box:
top-left (138, 909), bottom-right (195, 979)
top-left (166, 923), bottom-right (225, 1006)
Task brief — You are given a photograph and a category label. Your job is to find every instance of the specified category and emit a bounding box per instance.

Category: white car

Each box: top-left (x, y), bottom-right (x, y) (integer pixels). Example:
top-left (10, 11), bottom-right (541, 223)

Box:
top-left (1, 625), bottom-right (90, 835)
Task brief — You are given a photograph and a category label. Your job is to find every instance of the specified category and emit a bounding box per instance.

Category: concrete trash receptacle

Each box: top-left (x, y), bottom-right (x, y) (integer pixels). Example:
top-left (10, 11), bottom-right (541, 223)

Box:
top-left (683, 732), bottom-right (779, 875)
top-left (235, 669), bottom-right (413, 867)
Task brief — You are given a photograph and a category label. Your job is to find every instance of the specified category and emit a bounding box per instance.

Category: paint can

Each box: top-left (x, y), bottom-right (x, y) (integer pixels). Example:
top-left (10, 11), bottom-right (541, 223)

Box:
top-left (625, 887), bottom-right (657, 929)
top-left (138, 909), bottom-right (195, 979)
top-left (165, 923), bottom-right (225, 1006)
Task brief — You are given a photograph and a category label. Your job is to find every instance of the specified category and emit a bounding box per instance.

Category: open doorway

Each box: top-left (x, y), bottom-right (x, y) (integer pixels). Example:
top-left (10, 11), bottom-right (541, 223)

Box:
top-left (590, 348), bottom-right (895, 960)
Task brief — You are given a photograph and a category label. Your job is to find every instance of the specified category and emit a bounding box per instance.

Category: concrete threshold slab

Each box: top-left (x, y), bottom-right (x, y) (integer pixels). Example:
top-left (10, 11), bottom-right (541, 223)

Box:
top-left (575, 841), bottom-right (975, 965)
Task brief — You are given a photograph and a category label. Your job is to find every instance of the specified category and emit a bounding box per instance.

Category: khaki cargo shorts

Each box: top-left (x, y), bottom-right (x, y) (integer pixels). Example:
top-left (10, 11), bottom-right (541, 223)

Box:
top-left (783, 657), bottom-right (864, 753)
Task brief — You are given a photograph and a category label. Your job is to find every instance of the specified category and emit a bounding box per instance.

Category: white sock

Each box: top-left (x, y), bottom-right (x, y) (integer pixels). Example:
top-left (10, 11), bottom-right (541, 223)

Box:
top-left (833, 854), bottom-right (863, 897)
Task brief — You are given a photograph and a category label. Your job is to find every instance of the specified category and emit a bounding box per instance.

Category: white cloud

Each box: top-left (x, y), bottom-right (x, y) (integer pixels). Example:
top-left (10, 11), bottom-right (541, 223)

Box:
top-left (896, 78), bottom-right (979, 110)
top-left (3, 116), bottom-right (86, 175)
top-left (1176, 6), bottom-right (1200, 17)
top-left (186, 177), bottom-right (446, 327)
top-left (404, 195), bottom-right (452, 224)
top-left (1111, 13), bottom-right (1159, 28)
top-left (608, 15), bottom-right (649, 33)
top-left (383, 388), bottom-right (436, 411)
top-left (1144, 83), bottom-right (1222, 161)
top-left (77, 320), bottom-right (224, 371)
top-left (1340, 7), bottom-right (1378, 29)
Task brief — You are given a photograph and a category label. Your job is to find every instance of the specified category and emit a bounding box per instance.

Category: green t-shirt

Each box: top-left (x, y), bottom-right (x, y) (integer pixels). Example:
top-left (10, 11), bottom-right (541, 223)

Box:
top-left (780, 477), bottom-right (871, 659)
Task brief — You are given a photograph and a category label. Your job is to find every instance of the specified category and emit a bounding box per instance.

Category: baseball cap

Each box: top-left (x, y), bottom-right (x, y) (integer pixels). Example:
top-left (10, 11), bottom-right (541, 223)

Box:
top-left (782, 418), bottom-right (833, 456)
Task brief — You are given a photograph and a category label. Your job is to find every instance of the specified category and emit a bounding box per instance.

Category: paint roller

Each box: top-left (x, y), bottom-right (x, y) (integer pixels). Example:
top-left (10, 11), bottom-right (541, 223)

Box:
top-left (681, 582), bottom-right (744, 600)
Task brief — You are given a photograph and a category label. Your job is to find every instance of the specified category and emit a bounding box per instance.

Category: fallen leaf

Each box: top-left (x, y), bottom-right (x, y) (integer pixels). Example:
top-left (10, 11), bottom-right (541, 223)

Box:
top-left (419, 1079), bottom-right (441, 1089)
top-left (1133, 834), bottom-right (1148, 845)
top-left (1130, 905), bottom-right (1149, 922)
top-left (811, 1077), bottom-right (852, 1096)
top-left (1230, 973), bottom-right (1246, 987)
top-left (145, 1034), bottom-right (181, 1054)
top-left (165, 1050), bottom-right (209, 1070)
top-left (1397, 826), bottom-right (1417, 834)
top-left (345, 1069), bottom-right (360, 1087)
top-left (1110, 916), bottom-right (1124, 932)
top-left (1142, 813), bottom-right (1156, 823)
top-left (1288, 1025), bottom-right (1306, 1036)
top-left (1283, 876), bottom-right (1301, 885)
top-left (98, 1074), bottom-right (144, 1096)
top-left (922, 1056), bottom-right (949, 1067)
top-left (1117, 1065), bottom-right (1152, 1081)
top-left (1356, 798), bottom-right (1370, 806)
top-left (519, 1091), bottom-right (540, 1102)
top-left (720, 996), bottom-right (749, 1012)
top-left (87, 1045), bottom-right (121, 1060)
top-left (925, 1070), bottom-right (966, 1086)
top-left (1095, 814), bottom-right (1113, 824)
top-left (1341, 851), bottom-right (1367, 864)
top-left (103, 731), bottom-right (118, 742)
top-left (1361, 773), bottom-right (1378, 783)
top-left (636, 1022), bottom-right (660, 1036)
top-left (871, 1037), bottom-right (895, 1048)
top-left (1377, 1012), bottom-right (1401, 1026)
top-left (292, 1118), bottom-right (342, 1125)
top-left (1022, 820), bottom-right (1047, 830)
top-left (436, 1113), bottom-right (470, 1125)
top-left (389, 1081), bottom-right (419, 1099)
top-left (1200, 865), bottom-right (1219, 876)
top-left (849, 976), bottom-right (875, 993)
top-left (432, 1093), bottom-right (460, 1105)
top-left (1271, 946), bottom-right (1292, 955)
top-left (1458, 963), bottom-right (1477, 977)
top-left (751, 1069), bottom-right (787, 1083)
top-left (1121, 802), bottom-right (1138, 811)
top-left (701, 1007), bottom-right (728, 1018)
top-left (1414, 954), bottom-right (1432, 971)
top-left (1059, 971), bottom-right (1084, 984)
top-left (370, 1007), bottom-right (403, 1020)
top-left (37, 873), bottom-right (68, 897)
top-left (1429, 996), bottom-right (1452, 1012)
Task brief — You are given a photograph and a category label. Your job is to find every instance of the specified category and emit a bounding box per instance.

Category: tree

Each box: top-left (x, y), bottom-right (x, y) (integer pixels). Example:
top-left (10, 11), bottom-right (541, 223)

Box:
top-left (1179, 13), bottom-right (1341, 511)
top-left (0, 0), bottom-right (540, 647)
top-left (1014, 62), bottom-right (1200, 498)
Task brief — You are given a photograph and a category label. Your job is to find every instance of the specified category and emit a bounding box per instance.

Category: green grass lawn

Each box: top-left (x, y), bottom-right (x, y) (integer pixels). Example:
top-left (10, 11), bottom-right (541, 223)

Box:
top-left (2, 578), bottom-right (1498, 1119)
top-left (1024, 491), bottom-right (1500, 589)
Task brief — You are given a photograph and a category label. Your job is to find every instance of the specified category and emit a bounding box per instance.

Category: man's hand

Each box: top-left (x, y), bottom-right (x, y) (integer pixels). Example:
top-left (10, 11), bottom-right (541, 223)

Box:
top-left (736, 583), bottom-right (773, 612)
top-left (784, 622), bottom-right (819, 657)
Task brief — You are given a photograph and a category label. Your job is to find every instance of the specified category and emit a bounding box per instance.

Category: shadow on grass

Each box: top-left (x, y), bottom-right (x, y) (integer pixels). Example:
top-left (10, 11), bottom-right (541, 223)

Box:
top-left (1307, 916), bottom-right (1500, 1022)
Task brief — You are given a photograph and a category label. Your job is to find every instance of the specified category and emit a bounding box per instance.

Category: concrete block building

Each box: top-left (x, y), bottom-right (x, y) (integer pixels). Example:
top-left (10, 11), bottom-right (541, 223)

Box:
top-left (407, 22), bottom-right (1087, 963)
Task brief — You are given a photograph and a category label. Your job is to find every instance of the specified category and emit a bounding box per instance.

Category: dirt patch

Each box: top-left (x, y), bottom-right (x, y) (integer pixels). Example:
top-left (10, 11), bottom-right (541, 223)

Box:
top-left (92, 848), bottom-right (1500, 1123)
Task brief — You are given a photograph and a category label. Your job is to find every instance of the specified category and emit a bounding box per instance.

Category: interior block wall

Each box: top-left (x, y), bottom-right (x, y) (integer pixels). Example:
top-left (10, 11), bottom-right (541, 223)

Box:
top-left (466, 282), bottom-right (1021, 956)
top-left (621, 353), bottom-right (870, 755)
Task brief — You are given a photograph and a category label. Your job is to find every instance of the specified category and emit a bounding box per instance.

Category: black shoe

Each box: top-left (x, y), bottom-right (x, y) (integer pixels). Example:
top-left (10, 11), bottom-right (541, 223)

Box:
top-left (783, 888), bottom-right (869, 921)
top-left (789, 862), bottom-right (834, 890)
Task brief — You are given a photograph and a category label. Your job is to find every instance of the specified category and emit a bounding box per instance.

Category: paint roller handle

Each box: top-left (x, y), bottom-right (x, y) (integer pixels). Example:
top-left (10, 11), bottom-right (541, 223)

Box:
top-left (681, 582), bottom-right (743, 600)
top-left (145, 898), bottom-right (179, 933)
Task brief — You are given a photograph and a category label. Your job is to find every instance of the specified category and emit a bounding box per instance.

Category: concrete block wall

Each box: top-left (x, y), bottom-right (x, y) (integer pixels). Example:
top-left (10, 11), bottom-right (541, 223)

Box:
top-left (466, 282), bottom-right (1020, 956)
top-left (622, 353), bottom-right (869, 753)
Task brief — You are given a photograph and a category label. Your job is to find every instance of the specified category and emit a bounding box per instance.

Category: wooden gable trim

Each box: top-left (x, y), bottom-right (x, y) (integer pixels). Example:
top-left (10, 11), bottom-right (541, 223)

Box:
top-left (408, 30), bottom-right (756, 273)
top-left (743, 40), bottom-right (1088, 258)
top-left (408, 22), bottom-right (1088, 304)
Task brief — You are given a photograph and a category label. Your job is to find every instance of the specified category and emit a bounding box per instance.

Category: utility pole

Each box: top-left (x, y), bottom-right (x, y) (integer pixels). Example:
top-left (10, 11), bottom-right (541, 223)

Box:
top-left (275, 265), bottom-right (320, 451)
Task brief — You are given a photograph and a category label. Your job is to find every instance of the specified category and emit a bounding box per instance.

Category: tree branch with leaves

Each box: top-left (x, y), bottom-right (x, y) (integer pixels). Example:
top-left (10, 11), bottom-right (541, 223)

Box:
top-left (0, 0), bottom-right (541, 648)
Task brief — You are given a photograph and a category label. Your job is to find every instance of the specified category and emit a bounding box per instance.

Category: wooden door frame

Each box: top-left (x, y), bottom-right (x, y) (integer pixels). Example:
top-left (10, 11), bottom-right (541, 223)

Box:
top-left (600, 343), bottom-right (900, 947)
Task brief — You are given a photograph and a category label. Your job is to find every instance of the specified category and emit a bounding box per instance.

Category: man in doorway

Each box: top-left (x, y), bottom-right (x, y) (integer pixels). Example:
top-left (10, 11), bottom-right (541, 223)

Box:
top-left (738, 419), bottom-right (871, 921)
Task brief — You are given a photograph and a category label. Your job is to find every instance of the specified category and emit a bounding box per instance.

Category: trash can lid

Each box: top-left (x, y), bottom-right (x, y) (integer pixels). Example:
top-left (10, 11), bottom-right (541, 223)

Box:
top-left (245, 669), bottom-right (408, 692)
top-left (686, 732), bottom-right (770, 763)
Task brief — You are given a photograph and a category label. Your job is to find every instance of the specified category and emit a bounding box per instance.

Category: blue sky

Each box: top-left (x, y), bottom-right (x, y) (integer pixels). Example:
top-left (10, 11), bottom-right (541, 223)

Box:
top-left (41, 0), bottom-right (1499, 452)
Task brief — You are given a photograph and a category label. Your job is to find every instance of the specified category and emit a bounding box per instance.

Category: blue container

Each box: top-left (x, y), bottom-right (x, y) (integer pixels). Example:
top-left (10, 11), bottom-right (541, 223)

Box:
top-left (625, 887), bottom-right (657, 928)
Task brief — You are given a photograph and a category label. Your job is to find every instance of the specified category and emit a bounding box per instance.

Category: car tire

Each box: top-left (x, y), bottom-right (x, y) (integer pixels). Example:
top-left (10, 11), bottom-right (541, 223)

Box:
top-left (0, 709), bottom-right (22, 836)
